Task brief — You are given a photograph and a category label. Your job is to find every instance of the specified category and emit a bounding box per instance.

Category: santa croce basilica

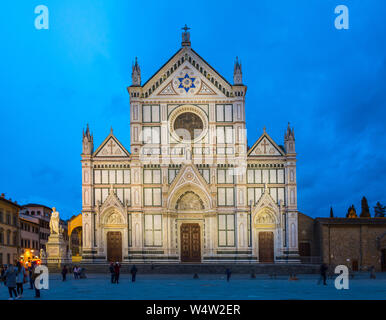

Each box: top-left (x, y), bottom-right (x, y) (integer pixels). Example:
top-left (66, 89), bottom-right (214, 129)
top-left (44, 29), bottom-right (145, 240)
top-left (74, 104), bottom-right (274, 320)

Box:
top-left (80, 26), bottom-right (300, 264)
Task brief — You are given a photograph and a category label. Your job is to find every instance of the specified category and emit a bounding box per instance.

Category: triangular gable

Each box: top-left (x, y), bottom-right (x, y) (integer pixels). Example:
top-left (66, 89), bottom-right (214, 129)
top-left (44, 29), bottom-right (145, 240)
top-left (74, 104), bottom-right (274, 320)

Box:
top-left (167, 164), bottom-right (214, 210)
top-left (142, 47), bottom-right (232, 98)
top-left (169, 164), bottom-right (210, 191)
top-left (93, 132), bottom-right (130, 158)
top-left (248, 131), bottom-right (285, 157)
top-left (99, 187), bottom-right (125, 212)
top-left (151, 62), bottom-right (225, 98)
top-left (252, 188), bottom-right (280, 225)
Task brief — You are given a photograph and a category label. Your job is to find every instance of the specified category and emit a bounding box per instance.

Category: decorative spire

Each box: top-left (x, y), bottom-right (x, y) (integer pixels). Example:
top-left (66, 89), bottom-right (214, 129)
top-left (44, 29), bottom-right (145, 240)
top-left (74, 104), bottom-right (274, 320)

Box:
top-left (285, 122), bottom-right (295, 141)
top-left (110, 127), bottom-right (114, 134)
top-left (181, 24), bottom-right (191, 47)
top-left (82, 123), bottom-right (94, 155)
top-left (131, 57), bottom-right (141, 86)
top-left (233, 56), bottom-right (243, 85)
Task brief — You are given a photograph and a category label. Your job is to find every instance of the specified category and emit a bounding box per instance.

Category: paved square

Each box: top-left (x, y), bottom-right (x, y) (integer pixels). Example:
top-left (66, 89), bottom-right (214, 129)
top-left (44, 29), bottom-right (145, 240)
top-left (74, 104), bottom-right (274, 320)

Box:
top-left (1, 273), bottom-right (385, 300)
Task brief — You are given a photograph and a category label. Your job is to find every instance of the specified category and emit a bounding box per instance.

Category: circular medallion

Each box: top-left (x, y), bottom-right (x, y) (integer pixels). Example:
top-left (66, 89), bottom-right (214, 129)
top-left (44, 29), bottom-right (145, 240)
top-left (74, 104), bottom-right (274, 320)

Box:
top-left (169, 105), bottom-right (208, 143)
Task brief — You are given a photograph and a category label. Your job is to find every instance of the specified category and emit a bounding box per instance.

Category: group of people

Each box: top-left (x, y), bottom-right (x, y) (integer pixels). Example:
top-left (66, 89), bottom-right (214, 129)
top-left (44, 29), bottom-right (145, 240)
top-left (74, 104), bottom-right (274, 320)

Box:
top-left (109, 262), bottom-right (138, 284)
top-left (1, 261), bottom-right (41, 300)
top-left (61, 265), bottom-right (86, 281)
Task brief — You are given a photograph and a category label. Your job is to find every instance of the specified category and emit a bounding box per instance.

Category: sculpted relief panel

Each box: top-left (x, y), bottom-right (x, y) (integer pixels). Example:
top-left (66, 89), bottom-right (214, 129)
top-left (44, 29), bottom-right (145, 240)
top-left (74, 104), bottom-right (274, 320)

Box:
top-left (176, 191), bottom-right (204, 210)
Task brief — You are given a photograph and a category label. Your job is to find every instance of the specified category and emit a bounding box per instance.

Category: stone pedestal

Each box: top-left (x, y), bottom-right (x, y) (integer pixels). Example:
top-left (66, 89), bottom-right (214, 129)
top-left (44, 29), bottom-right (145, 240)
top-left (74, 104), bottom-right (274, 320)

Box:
top-left (46, 233), bottom-right (71, 266)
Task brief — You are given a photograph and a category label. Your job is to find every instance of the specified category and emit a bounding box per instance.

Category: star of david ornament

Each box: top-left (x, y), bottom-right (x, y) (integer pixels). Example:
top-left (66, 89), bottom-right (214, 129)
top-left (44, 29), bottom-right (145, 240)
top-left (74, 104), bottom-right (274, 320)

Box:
top-left (178, 73), bottom-right (196, 93)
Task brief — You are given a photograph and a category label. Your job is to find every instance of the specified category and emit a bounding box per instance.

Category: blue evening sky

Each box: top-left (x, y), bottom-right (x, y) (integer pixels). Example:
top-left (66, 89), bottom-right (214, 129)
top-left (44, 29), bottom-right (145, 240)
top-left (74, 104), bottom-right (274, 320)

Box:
top-left (1, 0), bottom-right (385, 219)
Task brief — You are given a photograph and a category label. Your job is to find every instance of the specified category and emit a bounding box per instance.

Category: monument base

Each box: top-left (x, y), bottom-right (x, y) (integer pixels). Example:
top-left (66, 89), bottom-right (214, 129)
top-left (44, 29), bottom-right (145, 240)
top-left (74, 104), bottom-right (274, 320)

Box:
top-left (45, 234), bottom-right (71, 266)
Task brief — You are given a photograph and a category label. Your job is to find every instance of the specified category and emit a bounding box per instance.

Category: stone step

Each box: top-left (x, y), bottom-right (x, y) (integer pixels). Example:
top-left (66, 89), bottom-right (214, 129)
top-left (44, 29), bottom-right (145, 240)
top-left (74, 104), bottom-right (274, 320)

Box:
top-left (47, 263), bottom-right (319, 274)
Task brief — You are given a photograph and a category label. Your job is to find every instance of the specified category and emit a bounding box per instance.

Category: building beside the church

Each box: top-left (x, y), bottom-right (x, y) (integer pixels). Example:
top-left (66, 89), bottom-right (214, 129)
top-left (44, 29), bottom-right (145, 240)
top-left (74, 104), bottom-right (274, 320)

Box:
top-left (81, 27), bottom-right (300, 264)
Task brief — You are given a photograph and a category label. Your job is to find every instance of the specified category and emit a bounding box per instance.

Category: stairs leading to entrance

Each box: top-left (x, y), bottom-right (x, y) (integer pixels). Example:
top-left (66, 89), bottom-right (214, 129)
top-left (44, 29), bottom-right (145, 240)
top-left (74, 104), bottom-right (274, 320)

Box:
top-left (47, 263), bottom-right (319, 274)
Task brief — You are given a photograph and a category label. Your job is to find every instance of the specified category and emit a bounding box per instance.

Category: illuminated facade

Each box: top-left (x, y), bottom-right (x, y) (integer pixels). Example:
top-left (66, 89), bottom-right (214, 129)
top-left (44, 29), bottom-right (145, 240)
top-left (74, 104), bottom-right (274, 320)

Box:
top-left (81, 28), bottom-right (300, 263)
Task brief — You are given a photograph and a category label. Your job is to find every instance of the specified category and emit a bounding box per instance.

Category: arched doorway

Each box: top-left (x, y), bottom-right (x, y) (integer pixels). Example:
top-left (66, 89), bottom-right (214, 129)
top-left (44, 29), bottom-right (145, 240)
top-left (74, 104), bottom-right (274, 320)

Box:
top-left (70, 227), bottom-right (82, 257)
top-left (254, 207), bottom-right (277, 263)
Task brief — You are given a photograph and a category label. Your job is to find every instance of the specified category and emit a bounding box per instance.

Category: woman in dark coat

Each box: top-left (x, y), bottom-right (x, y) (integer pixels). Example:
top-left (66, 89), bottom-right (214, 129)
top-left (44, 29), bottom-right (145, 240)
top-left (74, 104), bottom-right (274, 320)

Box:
top-left (4, 264), bottom-right (18, 300)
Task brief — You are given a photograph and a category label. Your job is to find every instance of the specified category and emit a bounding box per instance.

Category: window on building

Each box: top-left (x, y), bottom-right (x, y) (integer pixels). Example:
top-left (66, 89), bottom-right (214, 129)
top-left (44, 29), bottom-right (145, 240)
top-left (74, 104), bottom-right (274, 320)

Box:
top-left (216, 104), bottom-right (233, 122)
top-left (216, 126), bottom-right (234, 144)
top-left (168, 169), bottom-right (180, 184)
top-left (6, 230), bottom-right (11, 245)
top-left (144, 214), bottom-right (162, 246)
top-left (142, 126), bottom-right (160, 144)
top-left (144, 188), bottom-right (162, 206)
top-left (217, 188), bottom-right (234, 206)
top-left (142, 105), bottom-right (160, 123)
top-left (31, 211), bottom-right (35, 215)
top-left (218, 214), bottom-right (235, 246)
top-left (13, 215), bottom-right (17, 227)
top-left (198, 169), bottom-right (210, 184)
top-left (13, 232), bottom-right (17, 246)
top-left (6, 213), bottom-right (11, 225)
top-left (143, 169), bottom-right (161, 184)
top-left (217, 168), bottom-right (234, 184)
top-left (128, 214), bottom-right (132, 247)
top-left (0, 210), bottom-right (3, 223)
top-left (0, 228), bottom-right (3, 244)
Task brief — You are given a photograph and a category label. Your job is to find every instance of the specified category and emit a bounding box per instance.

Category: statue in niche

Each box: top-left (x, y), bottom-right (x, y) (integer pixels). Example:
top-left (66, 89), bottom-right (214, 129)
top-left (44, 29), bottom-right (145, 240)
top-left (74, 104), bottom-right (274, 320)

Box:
top-left (176, 192), bottom-right (204, 210)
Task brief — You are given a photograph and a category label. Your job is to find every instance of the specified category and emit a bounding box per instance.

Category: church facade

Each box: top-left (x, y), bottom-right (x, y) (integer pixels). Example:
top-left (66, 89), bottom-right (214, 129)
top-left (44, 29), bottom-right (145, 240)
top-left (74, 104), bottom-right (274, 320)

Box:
top-left (81, 28), bottom-right (300, 263)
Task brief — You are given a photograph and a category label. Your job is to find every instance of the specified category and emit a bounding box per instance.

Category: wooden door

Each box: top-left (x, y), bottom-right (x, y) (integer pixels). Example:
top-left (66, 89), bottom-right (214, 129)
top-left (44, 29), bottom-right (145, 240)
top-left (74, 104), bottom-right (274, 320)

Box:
top-left (180, 224), bottom-right (201, 262)
top-left (352, 259), bottom-right (358, 271)
top-left (259, 232), bottom-right (274, 263)
top-left (299, 242), bottom-right (311, 257)
top-left (107, 231), bottom-right (122, 262)
top-left (381, 250), bottom-right (386, 272)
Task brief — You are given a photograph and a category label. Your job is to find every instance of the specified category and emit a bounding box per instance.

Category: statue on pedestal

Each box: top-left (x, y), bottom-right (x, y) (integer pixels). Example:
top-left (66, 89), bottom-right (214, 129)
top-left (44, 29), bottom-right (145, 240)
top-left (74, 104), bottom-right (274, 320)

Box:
top-left (49, 207), bottom-right (60, 235)
top-left (40, 248), bottom-right (46, 259)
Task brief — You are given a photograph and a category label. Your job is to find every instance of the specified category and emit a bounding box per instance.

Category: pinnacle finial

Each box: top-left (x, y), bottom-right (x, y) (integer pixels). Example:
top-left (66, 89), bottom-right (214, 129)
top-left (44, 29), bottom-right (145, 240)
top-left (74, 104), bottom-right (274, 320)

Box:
top-left (263, 126), bottom-right (266, 133)
top-left (110, 127), bottom-right (113, 134)
top-left (181, 24), bottom-right (191, 47)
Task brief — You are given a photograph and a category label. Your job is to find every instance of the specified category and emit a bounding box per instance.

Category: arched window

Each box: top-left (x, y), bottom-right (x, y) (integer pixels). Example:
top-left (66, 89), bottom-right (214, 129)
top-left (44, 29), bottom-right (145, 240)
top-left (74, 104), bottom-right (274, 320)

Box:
top-left (6, 230), bottom-right (11, 245)
top-left (13, 232), bottom-right (17, 246)
top-left (0, 228), bottom-right (4, 244)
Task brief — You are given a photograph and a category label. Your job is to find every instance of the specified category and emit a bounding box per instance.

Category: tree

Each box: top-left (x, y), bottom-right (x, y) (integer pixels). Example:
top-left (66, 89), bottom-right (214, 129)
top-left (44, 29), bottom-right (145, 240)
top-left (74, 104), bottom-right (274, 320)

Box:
top-left (374, 202), bottom-right (386, 218)
top-left (330, 207), bottom-right (334, 218)
top-left (360, 196), bottom-right (371, 218)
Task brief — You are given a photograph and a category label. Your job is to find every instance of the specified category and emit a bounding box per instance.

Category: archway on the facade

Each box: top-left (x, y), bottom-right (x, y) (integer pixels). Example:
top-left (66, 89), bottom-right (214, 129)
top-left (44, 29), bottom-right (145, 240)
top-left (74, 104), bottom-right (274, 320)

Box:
top-left (70, 227), bottom-right (82, 257)
top-left (254, 207), bottom-right (277, 263)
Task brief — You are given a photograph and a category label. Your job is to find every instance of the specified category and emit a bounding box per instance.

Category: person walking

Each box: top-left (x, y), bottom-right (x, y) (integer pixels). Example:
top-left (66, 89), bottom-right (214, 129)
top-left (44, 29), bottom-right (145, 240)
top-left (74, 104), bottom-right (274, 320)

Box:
top-left (16, 262), bottom-right (26, 298)
top-left (226, 268), bottom-right (232, 282)
top-left (31, 263), bottom-right (41, 298)
top-left (109, 263), bottom-right (116, 283)
top-left (130, 265), bottom-right (138, 282)
top-left (27, 263), bottom-right (34, 289)
top-left (61, 265), bottom-right (68, 281)
top-left (4, 264), bottom-right (18, 300)
top-left (318, 263), bottom-right (328, 285)
top-left (73, 266), bottom-right (79, 280)
top-left (0, 265), bottom-right (5, 286)
top-left (114, 262), bottom-right (121, 284)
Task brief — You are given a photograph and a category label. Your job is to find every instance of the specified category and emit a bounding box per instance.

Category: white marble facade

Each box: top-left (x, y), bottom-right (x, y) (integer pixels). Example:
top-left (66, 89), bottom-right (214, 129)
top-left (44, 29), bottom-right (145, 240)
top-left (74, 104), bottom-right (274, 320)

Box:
top-left (81, 28), bottom-right (300, 263)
